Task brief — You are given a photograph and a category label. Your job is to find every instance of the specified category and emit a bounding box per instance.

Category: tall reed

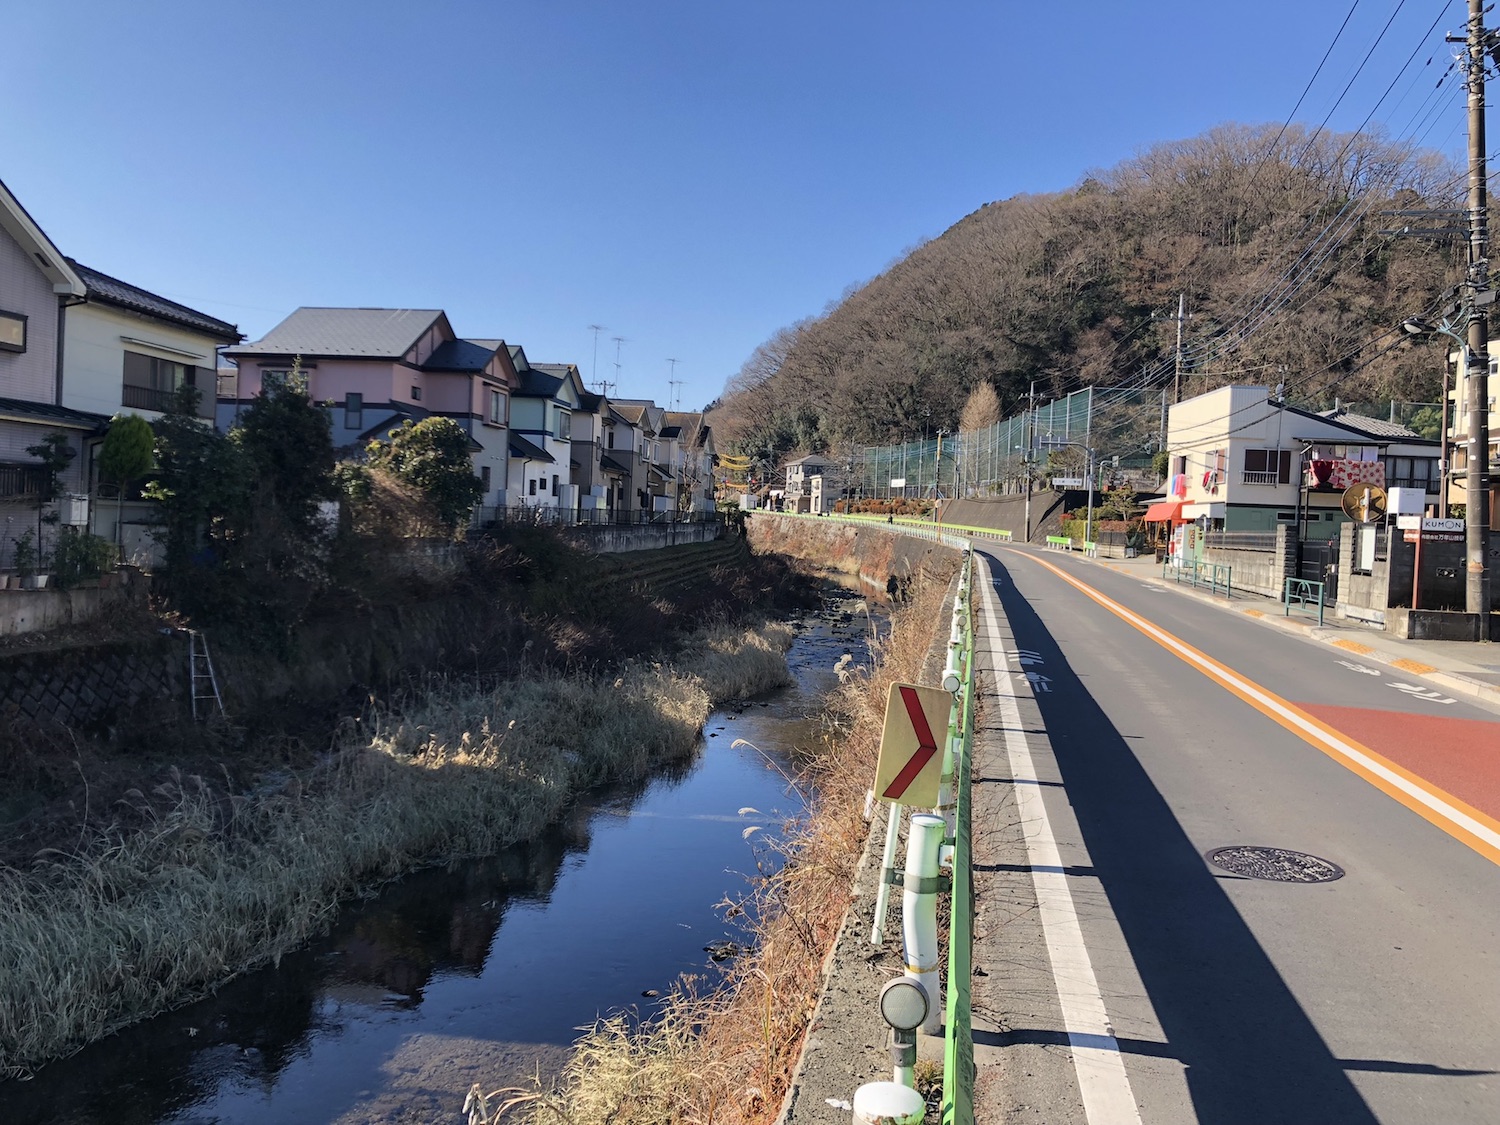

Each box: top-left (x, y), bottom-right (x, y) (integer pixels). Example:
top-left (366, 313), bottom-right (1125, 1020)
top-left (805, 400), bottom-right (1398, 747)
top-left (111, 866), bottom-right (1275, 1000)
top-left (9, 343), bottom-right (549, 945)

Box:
top-left (0, 622), bottom-right (791, 1077)
top-left (481, 566), bottom-right (955, 1123)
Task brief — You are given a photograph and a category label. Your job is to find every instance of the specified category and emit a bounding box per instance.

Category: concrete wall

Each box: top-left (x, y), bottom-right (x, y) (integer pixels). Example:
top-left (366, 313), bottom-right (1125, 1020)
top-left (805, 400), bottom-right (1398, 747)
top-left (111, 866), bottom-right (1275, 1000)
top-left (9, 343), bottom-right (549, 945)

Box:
top-left (561, 520), bottom-right (722, 553)
top-left (0, 571), bottom-right (149, 637)
top-left (746, 513), bottom-right (960, 597)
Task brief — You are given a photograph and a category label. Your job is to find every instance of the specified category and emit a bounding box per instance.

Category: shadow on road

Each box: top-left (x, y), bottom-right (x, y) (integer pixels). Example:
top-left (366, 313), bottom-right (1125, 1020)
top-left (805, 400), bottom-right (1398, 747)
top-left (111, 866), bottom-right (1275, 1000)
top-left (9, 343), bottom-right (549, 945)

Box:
top-left (985, 550), bottom-right (1382, 1124)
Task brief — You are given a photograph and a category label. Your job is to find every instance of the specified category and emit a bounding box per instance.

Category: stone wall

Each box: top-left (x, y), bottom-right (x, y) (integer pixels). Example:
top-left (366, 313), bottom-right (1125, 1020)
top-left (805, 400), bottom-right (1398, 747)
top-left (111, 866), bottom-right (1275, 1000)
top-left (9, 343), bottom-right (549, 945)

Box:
top-left (747, 513), bottom-right (960, 597)
top-left (0, 635), bottom-right (184, 732)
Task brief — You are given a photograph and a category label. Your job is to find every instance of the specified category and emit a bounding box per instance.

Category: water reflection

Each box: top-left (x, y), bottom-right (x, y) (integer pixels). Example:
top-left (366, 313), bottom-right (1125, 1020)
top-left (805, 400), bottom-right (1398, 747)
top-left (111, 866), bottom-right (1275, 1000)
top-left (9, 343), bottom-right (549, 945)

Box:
top-left (1, 590), bottom-right (877, 1125)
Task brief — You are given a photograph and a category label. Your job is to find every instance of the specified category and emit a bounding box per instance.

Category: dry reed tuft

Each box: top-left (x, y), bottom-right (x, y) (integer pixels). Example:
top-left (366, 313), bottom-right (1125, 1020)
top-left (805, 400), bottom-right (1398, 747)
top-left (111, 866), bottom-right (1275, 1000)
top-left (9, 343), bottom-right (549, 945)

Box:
top-left (495, 568), bottom-right (954, 1124)
top-left (0, 622), bottom-right (792, 1078)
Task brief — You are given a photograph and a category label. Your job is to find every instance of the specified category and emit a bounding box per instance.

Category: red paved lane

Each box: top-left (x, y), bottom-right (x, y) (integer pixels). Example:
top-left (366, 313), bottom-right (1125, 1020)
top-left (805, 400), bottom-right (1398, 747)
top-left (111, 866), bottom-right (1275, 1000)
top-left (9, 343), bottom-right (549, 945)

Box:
top-left (1296, 703), bottom-right (1500, 823)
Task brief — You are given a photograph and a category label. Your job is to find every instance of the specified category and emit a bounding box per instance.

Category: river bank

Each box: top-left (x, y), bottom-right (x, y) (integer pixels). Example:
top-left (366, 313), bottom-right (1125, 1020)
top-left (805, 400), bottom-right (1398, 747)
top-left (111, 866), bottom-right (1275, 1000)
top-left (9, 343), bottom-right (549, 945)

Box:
top-left (484, 515), bottom-right (962, 1124)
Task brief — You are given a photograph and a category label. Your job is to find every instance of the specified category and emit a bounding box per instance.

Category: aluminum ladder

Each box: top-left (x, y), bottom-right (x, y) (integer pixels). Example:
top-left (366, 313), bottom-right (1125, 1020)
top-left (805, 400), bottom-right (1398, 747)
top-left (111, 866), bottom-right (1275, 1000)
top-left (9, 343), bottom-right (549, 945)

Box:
top-left (188, 629), bottom-right (225, 719)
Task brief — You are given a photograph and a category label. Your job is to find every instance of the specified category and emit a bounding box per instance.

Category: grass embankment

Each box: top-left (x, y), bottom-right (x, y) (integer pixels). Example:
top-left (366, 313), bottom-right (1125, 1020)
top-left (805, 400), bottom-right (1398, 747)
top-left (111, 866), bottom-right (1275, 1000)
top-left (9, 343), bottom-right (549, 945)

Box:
top-left (476, 565), bottom-right (954, 1124)
top-left (0, 622), bottom-right (793, 1078)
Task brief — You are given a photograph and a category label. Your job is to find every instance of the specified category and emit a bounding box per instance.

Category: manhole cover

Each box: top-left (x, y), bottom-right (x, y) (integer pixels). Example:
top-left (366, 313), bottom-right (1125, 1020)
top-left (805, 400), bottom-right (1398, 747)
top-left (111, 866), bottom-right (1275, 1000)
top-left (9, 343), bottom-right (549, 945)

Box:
top-left (1205, 846), bottom-right (1344, 883)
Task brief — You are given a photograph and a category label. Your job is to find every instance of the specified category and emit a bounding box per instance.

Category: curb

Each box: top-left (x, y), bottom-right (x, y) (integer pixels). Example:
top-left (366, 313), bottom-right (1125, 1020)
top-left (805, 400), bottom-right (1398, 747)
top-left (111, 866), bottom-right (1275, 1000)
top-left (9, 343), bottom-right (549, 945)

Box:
top-left (1083, 552), bottom-right (1500, 710)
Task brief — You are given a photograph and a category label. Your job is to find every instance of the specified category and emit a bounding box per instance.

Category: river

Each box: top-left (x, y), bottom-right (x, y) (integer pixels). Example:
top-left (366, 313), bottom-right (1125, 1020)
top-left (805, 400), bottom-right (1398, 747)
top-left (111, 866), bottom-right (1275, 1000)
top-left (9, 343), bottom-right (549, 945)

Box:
top-left (2, 588), bottom-right (878, 1125)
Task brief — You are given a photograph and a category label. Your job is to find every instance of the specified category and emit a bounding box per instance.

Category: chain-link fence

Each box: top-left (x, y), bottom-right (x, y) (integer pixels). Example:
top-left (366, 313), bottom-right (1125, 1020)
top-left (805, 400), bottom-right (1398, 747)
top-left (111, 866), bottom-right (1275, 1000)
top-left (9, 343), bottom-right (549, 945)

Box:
top-left (846, 386), bottom-right (1169, 501)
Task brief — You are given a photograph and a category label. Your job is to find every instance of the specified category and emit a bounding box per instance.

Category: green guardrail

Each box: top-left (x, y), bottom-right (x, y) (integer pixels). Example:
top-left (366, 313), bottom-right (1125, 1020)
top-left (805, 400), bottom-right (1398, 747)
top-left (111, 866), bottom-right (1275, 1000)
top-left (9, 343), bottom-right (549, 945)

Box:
top-left (941, 547), bottom-right (976, 1125)
top-left (768, 509), bottom-right (1014, 542)
top-left (1163, 558), bottom-right (1234, 599)
top-left (1283, 576), bottom-right (1326, 625)
top-left (1045, 535), bottom-right (1071, 550)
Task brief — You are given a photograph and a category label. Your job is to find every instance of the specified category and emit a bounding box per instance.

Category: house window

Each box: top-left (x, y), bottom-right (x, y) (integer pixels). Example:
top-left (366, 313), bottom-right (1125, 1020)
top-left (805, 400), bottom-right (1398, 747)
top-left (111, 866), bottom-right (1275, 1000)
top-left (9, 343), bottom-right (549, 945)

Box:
top-left (528, 478), bottom-right (537, 497)
top-left (123, 350), bottom-right (192, 412)
top-left (344, 392), bottom-right (363, 430)
top-left (606, 428), bottom-right (615, 449)
top-left (411, 385), bottom-right (422, 401)
top-left (261, 369), bottom-right (291, 392)
top-left (487, 388), bottom-right (507, 425)
top-left (551, 474), bottom-right (559, 495)
top-left (1242, 448), bottom-right (1292, 485)
top-left (0, 309), bottom-right (27, 353)
top-left (481, 465), bottom-right (491, 491)
top-left (557, 410), bottom-right (571, 440)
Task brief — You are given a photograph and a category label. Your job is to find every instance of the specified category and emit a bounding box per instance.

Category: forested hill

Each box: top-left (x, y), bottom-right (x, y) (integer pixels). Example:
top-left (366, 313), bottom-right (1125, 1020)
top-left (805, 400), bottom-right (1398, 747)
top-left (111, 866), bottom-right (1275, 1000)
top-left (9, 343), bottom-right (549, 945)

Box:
top-left (709, 124), bottom-right (1466, 462)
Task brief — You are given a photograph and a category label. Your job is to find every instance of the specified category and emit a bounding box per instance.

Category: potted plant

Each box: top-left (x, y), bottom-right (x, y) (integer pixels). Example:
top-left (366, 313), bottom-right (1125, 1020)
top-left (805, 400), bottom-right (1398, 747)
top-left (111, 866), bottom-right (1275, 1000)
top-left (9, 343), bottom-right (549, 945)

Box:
top-left (13, 530), bottom-right (45, 589)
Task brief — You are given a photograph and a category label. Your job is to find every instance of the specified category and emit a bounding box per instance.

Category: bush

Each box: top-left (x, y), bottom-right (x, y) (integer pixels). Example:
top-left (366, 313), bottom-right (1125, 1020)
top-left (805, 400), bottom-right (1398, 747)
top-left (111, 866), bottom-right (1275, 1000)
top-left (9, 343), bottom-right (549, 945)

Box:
top-left (51, 530), bottom-right (118, 589)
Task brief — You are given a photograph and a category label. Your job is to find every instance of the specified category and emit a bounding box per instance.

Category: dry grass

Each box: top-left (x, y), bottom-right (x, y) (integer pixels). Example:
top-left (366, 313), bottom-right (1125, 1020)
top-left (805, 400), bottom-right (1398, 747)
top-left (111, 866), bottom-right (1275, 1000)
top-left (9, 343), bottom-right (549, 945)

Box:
top-left (0, 622), bottom-right (792, 1078)
top-left (485, 566), bottom-right (954, 1124)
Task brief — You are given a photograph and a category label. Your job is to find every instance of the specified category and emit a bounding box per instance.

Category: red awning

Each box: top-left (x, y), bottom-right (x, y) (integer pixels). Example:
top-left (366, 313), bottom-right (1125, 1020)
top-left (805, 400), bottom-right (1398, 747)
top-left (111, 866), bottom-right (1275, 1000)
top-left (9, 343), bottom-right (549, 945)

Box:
top-left (1143, 499), bottom-right (1187, 523)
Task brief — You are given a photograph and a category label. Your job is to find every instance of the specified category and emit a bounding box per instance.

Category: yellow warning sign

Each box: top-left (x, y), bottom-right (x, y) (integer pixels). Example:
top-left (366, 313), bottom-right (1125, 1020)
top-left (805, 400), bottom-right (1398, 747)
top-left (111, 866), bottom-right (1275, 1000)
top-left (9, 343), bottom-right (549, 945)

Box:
top-left (873, 682), bottom-right (952, 806)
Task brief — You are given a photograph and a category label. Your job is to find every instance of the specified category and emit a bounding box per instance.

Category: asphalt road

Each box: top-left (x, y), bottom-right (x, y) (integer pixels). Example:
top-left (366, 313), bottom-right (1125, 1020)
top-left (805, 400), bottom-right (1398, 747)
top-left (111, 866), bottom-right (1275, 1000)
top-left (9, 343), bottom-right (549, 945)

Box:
top-left (971, 544), bottom-right (1500, 1125)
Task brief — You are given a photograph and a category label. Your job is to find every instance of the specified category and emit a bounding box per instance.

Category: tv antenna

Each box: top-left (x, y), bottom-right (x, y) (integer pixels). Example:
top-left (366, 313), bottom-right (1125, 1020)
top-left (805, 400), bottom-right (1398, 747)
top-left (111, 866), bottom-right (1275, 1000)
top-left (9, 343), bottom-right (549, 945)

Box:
top-left (588, 324), bottom-right (606, 387)
top-left (611, 336), bottom-right (627, 393)
top-left (667, 358), bottom-right (681, 409)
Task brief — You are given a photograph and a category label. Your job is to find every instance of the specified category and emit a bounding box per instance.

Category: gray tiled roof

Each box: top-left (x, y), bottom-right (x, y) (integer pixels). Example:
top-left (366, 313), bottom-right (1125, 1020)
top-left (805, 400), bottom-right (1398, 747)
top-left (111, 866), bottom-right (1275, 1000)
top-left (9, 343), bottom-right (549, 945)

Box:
top-left (1316, 409), bottom-right (1422, 440)
top-left (0, 397), bottom-right (111, 432)
top-left (509, 433), bottom-right (553, 462)
top-left (69, 260), bottom-right (241, 341)
top-left (516, 368), bottom-right (565, 398)
top-left (423, 338), bottom-right (499, 372)
top-left (225, 307), bottom-right (443, 359)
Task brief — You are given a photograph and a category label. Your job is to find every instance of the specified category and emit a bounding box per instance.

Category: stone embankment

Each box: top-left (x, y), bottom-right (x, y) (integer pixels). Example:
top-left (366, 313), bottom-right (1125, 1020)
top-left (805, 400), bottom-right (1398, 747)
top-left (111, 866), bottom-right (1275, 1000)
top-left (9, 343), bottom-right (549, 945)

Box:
top-left (747, 513), bottom-right (958, 597)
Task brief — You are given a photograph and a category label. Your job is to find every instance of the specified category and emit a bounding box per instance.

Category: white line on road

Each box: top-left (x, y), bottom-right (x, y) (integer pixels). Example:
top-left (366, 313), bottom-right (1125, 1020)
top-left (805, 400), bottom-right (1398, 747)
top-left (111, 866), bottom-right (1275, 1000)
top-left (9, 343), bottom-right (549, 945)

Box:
top-left (976, 555), bottom-right (1143, 1125)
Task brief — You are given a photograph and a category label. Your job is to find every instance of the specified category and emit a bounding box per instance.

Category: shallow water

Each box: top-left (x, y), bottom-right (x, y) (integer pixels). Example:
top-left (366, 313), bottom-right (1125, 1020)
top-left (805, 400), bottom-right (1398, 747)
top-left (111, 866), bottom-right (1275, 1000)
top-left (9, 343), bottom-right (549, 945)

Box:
top-left (2, 590), bottom-right (879, 1125)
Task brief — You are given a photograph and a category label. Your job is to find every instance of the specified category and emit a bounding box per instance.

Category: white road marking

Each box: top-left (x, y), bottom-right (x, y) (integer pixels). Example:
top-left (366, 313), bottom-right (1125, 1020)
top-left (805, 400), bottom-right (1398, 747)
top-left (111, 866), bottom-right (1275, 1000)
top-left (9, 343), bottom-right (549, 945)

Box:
top-left (977, 556), bottom-right (1143, 1125)
top-left (1336, 660), bottom-right (1381, 676)
top-left (1026, 670), bottom-right (1054, 693)
top-left (1388, 682), bottom-right (1457, 705)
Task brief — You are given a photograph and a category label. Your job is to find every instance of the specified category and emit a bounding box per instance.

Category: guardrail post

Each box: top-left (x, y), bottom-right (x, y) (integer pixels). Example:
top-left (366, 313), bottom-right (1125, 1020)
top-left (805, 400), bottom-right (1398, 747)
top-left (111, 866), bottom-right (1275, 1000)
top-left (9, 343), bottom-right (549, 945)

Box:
top-left (903, 813), bottom-right (945, 1036)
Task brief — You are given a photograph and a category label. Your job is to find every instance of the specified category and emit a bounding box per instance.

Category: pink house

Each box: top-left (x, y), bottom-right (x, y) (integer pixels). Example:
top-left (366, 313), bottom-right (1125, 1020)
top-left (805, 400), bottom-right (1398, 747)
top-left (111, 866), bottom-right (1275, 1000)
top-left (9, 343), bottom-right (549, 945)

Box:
top-left (221, 308), bottom-right (520, 505)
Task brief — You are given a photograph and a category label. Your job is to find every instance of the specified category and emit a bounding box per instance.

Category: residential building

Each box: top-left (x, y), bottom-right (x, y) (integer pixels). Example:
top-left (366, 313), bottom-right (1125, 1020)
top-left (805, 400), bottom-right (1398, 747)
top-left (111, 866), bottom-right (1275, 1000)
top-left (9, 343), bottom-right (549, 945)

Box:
top-left (1444, 344), bottom-right (1499, 530)
top-left (782, 453), bottom-right (838, 513)
top-left (221, 307), bottom-right (516, 507)
top-left (1161, 385), bottom-right (1441, 539)
top-left (62, 260), bottom-right (240, 423)
top-left (0, 180), bottom-right (102, 562)
top-left (662, 410), bottom-right (716, 511)
top-left (611, 399), bottom-right (672, 513)
top-left (508, 348), bottom-right (584, 510)
top-left (570, 389), bottom-right (631, 518)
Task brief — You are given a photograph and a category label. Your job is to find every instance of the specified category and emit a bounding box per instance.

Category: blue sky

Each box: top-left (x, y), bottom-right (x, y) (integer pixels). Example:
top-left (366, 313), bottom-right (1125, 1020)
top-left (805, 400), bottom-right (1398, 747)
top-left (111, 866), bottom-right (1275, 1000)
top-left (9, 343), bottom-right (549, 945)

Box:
top-left (1, 1), bottom-right (1472, 412)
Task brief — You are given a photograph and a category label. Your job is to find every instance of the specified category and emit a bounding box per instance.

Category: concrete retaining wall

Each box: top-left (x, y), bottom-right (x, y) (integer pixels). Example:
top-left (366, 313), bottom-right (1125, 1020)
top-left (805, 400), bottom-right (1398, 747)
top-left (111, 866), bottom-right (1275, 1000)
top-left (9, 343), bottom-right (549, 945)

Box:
top-left (747, 514), bottom-right (960, 597)
top-left (561, 520), bottom-right (722, 554)
top-left (0, 635), bottom-right (184, 731)
top-left (0, 573), bottom-right (150, 638)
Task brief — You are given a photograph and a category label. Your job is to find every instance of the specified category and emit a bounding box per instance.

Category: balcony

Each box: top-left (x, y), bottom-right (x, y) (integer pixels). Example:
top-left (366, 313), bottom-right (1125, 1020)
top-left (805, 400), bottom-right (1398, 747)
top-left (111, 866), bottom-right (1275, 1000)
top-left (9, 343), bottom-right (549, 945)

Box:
top-left (122, 381), bottom-right (214, 418)
top-left (1240, 470), bottom-right (1284, 485)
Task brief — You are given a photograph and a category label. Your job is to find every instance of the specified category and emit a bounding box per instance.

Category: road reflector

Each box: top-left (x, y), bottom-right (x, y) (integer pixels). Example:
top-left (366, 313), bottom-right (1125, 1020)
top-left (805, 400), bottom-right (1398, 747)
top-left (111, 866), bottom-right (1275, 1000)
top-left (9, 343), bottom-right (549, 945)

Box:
top-left (874, 682), bottom-right (952, 805)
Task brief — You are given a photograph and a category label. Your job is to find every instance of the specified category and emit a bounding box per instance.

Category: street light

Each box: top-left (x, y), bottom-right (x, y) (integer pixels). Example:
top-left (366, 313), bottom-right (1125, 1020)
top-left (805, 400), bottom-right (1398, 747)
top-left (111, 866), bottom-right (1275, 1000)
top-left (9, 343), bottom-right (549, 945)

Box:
top-left (1404, 313), bottom-right (1492, 636)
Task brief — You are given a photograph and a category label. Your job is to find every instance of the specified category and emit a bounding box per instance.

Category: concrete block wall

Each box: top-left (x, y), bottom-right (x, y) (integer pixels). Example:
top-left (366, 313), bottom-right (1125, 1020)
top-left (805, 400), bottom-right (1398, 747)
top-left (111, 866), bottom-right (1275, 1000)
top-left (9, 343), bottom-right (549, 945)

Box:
top-left (0, 636), bottom-right (184, 732)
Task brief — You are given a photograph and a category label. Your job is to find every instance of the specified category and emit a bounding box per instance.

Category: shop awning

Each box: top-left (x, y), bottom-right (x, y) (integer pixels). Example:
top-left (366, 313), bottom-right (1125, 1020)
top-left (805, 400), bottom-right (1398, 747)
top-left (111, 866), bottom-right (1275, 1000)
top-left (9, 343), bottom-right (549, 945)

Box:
top-left (1143, 499), bottom-right (1187, 523)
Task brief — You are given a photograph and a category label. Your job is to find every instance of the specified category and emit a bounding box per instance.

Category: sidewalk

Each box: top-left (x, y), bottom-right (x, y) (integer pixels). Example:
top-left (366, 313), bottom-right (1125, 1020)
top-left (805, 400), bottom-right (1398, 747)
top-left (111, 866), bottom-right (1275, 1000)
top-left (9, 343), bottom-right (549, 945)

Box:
top-left (1082, 550), bottom-right (1500, 709)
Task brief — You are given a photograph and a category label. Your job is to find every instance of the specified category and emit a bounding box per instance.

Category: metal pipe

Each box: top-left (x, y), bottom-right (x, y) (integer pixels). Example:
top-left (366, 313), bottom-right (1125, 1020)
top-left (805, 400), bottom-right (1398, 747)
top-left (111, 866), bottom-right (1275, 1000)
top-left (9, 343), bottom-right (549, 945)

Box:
top-left (903, 813), bottom-right (945, 1035)
top-left (869, 802), bottom-right (903, 945)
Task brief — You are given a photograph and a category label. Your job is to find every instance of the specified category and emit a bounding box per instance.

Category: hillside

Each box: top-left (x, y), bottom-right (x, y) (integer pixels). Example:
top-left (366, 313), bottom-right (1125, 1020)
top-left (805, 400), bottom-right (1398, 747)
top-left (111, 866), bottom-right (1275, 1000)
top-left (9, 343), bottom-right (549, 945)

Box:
top-left (710, 124), bottom-right (1467, 463)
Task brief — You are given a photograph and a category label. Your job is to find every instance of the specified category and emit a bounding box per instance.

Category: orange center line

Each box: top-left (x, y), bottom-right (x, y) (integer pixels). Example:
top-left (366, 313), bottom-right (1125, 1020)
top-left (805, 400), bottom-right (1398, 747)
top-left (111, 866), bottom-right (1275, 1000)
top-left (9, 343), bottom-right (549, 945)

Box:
top-left (1001, 549), bottom-right (1500, 868)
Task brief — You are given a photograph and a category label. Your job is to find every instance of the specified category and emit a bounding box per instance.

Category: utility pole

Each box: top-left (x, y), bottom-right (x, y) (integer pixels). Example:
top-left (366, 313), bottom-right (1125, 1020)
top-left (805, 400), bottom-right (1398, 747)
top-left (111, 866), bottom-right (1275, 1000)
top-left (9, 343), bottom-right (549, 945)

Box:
top-left (1024, 380), bottom-right (1037, 542)
top-left (1173, 292), bottom-right (1186, 404)
top-left (1457, 0), bottom-right (1494, 638)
